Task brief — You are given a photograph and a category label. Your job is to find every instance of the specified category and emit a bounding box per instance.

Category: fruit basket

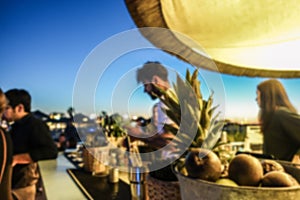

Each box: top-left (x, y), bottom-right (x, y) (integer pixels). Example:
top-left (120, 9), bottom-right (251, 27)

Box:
top-left (174, 160), bottom-right (300, 200)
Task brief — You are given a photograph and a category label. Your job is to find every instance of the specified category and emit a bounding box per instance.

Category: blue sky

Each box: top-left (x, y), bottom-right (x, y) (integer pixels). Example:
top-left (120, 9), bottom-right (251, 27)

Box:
top-left (1, 0), bottom-right (300, 122)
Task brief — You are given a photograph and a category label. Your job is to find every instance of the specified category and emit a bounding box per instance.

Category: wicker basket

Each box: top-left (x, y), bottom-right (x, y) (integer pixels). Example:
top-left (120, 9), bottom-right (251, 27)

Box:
top-left (147, 175), bottom-right (181, 200)
top-left (82, 147), bottom-right (108, 173)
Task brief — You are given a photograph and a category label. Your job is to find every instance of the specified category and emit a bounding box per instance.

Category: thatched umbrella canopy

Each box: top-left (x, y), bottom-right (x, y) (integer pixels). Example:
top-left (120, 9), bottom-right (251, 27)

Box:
top-left (125, 0), bottom-right (300, 78)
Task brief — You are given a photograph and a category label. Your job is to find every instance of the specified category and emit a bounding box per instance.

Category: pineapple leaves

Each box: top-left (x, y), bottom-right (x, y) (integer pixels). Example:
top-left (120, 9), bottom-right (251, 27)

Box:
top-left (155, 68), bottom-right (224, 151)
top-left (201, 119), bottom-right (225, 150)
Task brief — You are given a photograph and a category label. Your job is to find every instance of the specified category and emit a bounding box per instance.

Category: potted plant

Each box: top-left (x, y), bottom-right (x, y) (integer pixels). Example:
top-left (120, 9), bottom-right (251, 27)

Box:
top-left (98, 112), bottom-right (128, 147)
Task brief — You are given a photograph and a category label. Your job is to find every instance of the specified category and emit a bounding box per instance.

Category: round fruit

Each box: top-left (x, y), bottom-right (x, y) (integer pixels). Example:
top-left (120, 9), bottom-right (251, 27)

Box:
top-left (261, 171), bottom-right (299, 187)
top-left (228, 154), bottom-right (263, 186)
top-left (261, 159), bottom-right (284, 174)
top-left (185, 148), bottom-right (222, 182)
top-left (216, 178), bottom-right (238, 187)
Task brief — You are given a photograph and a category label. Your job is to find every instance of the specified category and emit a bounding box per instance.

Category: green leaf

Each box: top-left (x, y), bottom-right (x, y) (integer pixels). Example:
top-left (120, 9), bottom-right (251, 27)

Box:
top-left (186, 69), bottom-right (191, 83)
top-left (202, 120), bottom-right (225, 150)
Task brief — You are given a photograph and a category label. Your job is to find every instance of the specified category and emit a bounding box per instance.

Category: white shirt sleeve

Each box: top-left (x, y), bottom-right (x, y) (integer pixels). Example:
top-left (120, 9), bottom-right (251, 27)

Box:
top-left (156, 100), bottom-right (173, 134)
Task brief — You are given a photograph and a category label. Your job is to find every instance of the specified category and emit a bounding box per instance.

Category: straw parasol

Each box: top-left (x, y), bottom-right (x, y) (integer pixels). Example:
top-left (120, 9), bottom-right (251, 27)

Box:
top-left (125, 0), bottom-right (300, 78)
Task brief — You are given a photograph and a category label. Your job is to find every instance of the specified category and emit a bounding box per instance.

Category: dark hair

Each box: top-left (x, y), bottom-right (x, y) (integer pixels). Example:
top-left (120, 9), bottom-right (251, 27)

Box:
top-left (5, 89), bottom-right (31, 112)
top-left (136, 61), bottom-right (168, 83)
top-left (257, 79), bottom-right (296, 132)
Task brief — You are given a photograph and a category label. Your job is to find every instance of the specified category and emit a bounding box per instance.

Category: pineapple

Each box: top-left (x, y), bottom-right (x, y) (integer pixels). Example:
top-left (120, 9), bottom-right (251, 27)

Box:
top-left (153, 68), bottom-right (224, 151)
top-left (150, 68), bottom-right (225, 181)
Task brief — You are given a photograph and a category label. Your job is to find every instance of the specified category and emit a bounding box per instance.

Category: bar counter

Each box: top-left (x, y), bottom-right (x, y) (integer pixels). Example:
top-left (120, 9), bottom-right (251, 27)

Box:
top-left (38, 152), bottom-right (86, 199)
top-left (39, 152), bottom-right (131, 199)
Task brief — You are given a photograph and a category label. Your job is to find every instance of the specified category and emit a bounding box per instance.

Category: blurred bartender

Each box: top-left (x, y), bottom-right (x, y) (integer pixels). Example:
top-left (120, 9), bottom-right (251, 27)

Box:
top-left (125, 61), bottom-right (175, 151)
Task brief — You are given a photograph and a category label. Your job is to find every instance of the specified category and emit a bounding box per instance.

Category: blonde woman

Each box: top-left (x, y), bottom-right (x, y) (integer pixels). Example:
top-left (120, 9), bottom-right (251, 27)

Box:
top-left (256, 79), bottom-right (300, 161)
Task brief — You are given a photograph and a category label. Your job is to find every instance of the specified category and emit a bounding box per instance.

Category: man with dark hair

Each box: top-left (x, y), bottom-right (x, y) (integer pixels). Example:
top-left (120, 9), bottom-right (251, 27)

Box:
top-left (137, 61), bottom-right (169, 84)
top-left (5, 89), bottom-right (31, 112)
top-left (126, 61), bottom-right (175, 152)
top-left (137, 61), bottom-right (173, 134)
top-left (4, 89), bottom-right (58, 200)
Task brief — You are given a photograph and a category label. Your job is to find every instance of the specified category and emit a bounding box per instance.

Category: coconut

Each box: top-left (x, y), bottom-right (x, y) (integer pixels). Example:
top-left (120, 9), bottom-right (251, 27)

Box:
top-left (228, 154), bottom-right (263, 186)
top-left (261, 171), bottom-right (299, 187)
top-left (185, 148), bottom-right (222, 182)
top-left (261, 159), bottom-right (285, 174)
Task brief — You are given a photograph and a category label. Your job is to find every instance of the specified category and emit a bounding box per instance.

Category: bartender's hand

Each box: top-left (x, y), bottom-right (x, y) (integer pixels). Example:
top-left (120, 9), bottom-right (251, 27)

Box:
top-left (142, 132), bottom-right (176, 150)
top-left (125, 126), bottom-right (144, 137)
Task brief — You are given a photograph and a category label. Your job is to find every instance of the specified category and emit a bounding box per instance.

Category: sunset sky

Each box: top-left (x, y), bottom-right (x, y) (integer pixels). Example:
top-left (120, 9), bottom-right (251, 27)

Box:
top-left (1, 0), bottom-right (300, 123)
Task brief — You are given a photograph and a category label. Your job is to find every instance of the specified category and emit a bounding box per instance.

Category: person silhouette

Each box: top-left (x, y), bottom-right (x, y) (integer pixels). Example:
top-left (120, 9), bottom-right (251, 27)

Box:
top-left (4, 88), bottom-right (58, 200)
top-left (256, 79), bottom-right (300, 161)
